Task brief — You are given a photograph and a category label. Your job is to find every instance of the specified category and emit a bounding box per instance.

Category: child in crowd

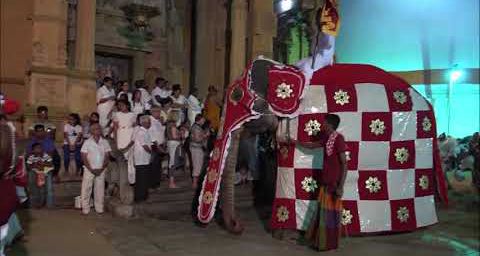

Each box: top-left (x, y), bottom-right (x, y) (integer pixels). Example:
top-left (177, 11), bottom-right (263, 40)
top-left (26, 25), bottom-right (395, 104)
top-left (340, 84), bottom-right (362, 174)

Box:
top-left (63, 113), bottom-right (83, 175)
top-left (26, 143), bottom-right (54, 208)
top-left (80, 123), bottom-right (111, 215)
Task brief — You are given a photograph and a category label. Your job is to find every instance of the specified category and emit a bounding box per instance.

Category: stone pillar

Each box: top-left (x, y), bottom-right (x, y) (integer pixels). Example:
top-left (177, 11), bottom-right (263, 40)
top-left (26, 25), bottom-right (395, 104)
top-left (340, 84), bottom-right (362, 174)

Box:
top-left (68, 0), bottom-right (97, 117)
top-left (74, 0), bottom-right (96, 71)
top-left (248, 0), bottom-right (276, 59)
top-left (26, 0), bottom-right (69, 139)
top-left (194, 0), bottom-right (227, 99)
top-left (229, 0), bottom-right (248, 81)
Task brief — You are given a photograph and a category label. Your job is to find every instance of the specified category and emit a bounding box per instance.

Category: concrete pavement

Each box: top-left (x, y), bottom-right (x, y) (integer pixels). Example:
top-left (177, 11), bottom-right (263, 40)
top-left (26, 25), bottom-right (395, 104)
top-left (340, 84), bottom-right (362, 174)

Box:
top-left (7, 200), bottom-right (479, 256)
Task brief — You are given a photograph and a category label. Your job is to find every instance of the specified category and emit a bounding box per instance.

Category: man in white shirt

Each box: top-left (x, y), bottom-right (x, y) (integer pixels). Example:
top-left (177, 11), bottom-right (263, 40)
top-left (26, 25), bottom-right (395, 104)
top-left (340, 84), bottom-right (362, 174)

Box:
top-left (187, 88), bottom-right (203, 126)
top-left (133, 114), bottom-right (153, 202)
top-left (149, 107), bottom-right (166, 189)
top-left (80, 123), bottom-right (112, 215)
top-left (96, 77), bottom-right (116, 135)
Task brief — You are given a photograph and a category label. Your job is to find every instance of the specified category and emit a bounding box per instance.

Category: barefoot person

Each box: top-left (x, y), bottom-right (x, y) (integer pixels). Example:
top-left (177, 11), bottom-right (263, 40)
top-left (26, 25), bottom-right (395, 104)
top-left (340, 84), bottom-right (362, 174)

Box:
top-left (305, 114), bottom-right (347, 251)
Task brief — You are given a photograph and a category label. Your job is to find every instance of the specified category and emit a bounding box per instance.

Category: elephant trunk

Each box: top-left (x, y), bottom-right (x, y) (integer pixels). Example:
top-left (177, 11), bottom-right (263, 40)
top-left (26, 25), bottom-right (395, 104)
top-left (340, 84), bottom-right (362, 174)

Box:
top-left (221, 128), bottom-right (244, 234)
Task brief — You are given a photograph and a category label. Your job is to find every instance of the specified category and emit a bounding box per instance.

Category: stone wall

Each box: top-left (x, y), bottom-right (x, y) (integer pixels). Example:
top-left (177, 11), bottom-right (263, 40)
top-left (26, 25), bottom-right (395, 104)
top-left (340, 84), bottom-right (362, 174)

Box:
top-left (0, 0), bottom-right (33, 114)
top-left (95, 0), bottom-right (191, 92)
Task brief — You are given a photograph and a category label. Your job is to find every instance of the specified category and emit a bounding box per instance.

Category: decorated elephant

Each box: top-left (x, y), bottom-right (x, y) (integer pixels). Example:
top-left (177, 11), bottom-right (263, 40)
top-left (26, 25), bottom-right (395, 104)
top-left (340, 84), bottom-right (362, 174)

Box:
top-left (195, 2), bottom-right (447, 236)
top-left (195, 55), bottom-right (448, 235)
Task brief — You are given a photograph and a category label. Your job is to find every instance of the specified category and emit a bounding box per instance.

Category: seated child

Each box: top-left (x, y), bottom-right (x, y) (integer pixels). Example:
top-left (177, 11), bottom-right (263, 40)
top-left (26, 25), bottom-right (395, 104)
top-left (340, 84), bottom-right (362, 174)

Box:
top-left (26, 143), bottom-right (54, 208)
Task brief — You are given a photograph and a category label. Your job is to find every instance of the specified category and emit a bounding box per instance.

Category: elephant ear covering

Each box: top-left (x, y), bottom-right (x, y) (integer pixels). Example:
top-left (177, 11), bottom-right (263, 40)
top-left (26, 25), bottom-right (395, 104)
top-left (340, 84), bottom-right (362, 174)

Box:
top-left (197, 56), bottom-right (307, 224)
top-left (265, 63), bottom-right (306, 117)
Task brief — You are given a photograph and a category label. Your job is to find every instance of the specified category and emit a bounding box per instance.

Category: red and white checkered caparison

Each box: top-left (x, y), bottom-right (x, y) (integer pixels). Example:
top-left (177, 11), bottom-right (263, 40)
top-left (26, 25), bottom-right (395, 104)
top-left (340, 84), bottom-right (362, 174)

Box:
top-left (271, 64), bottom-right (447, 234)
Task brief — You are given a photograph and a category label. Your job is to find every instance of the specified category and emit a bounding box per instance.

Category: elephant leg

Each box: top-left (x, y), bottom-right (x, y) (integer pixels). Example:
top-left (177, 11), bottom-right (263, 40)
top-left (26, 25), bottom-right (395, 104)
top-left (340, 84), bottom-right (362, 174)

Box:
top-left (220, 129), bottom-right (244, 234)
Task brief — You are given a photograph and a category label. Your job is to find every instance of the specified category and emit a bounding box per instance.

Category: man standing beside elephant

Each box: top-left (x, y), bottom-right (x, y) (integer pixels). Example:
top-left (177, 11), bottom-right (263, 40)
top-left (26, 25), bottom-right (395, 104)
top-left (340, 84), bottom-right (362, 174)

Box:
top-left (304, 114), bottom-right (347, 251)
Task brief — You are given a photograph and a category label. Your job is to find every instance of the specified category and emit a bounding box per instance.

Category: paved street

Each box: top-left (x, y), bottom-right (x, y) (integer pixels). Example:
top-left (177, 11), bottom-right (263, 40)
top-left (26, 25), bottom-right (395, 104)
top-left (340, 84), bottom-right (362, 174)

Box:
top-left (7, 182), bottom-right (480, 256)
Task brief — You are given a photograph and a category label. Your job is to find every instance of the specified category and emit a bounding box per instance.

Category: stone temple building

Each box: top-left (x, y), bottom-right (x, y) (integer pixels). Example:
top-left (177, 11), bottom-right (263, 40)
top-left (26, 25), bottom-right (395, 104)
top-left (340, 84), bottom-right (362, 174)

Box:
top-left (0, 0), bottom-right (278, 138)
top-left (1, 0), bottom-right (478, 139)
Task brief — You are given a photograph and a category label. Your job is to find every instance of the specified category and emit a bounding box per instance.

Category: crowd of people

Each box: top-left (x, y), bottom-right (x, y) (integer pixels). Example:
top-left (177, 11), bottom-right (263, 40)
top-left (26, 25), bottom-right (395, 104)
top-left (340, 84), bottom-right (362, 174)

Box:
top-left (438, 132), bottom-right (480, 189)
top-left (19, 77), bottom-right (223, 216)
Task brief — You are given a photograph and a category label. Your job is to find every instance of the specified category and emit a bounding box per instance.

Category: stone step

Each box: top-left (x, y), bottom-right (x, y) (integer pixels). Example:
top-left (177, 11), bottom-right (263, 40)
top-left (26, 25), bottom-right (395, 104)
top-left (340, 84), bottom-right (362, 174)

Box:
top-left (135, 195), bottom-right (259, 221)
top-left (52, 175), bottom-right (257, 220)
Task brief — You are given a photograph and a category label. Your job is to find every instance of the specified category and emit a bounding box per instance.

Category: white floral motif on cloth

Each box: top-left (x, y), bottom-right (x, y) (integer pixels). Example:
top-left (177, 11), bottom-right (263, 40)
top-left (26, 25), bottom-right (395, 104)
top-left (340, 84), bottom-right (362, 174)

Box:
top-left (276, 206), bottom-right (290, 223)
top-left (393, 91), bottom-right (407, 104)
top-left (369, 119), bottom-right (386, 135)
top-left (422, 117), bottom-right (432, 132)
top-left (341, 209), bottom-right (353, 226)
top-left (304, 119), bottom-right (321, 136)
top-left (419, 175), bottom-right (429, 190)
top-left (276, 82), bottom-right (294, 99)
top-left (326, 131), bottom-right (339, 156)
top-left (301, 176), bottom-right (318, 193)
top-left (365, 176), bottom-right (382, 193)
top-left (397, 207), bottom-right (410, 223)
top-left (334, 89), bottom-right (350, 105)
top-left (203, 191), bottom-right (214, 204)
top-left (394, 147), bottom-right (409, 164)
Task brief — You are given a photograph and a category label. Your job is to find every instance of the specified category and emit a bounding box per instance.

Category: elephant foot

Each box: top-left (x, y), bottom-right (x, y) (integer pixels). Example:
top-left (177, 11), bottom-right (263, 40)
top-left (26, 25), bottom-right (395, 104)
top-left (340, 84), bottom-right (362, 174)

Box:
top-left (222, 214), bottom-right (244, 235)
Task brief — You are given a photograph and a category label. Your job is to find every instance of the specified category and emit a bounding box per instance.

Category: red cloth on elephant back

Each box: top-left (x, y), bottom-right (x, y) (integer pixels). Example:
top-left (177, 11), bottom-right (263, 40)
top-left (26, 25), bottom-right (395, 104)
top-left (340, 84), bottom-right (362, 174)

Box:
top-left (0, 179), bottom-right (18, 225)
top-left (272, 63), bottom-right (447, 235)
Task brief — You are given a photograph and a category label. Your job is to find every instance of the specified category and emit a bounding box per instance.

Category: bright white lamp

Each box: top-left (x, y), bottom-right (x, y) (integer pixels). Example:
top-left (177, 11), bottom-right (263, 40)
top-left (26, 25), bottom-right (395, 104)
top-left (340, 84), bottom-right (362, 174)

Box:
top-left (449, 70), bottom-right (463, 82)
top-left (279, 0), bottom-right (294, 13)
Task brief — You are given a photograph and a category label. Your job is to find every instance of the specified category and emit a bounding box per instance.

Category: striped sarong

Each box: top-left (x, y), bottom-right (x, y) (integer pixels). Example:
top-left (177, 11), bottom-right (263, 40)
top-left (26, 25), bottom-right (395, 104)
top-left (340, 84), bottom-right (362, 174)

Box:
top-left (306, 186), bottom-right (342, 251)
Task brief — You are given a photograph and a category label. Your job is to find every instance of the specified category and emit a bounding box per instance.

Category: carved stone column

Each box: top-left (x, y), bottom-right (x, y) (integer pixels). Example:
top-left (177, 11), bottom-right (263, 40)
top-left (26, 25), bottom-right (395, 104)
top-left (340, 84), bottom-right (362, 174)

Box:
top-left (248, 0), bottom-right (276, 59)
top-left (229, 0), bottom-right (248, 81)
top-left (67, 0), bottom-right (97, 117)
top-left (26, 0), bottom-right (69, 139)
top-left (74, 0), bottom-right (96, 71)
top-left (194, 0), bottom-right (227, 99)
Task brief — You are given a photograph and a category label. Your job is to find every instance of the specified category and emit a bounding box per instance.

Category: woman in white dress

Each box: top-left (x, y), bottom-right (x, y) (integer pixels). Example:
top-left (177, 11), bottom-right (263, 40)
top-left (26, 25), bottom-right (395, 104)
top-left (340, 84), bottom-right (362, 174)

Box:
top-left (131, 89), bottom-right (145, 116)
top-left (113, 99), bottom-right (137, 184)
